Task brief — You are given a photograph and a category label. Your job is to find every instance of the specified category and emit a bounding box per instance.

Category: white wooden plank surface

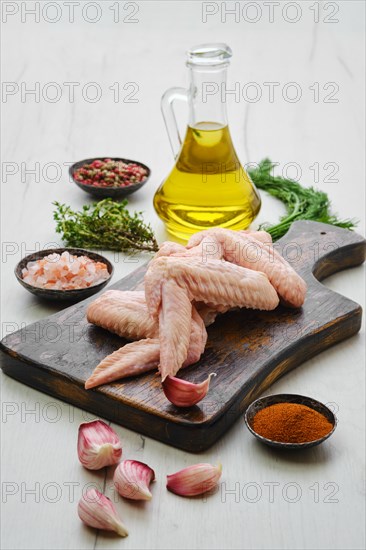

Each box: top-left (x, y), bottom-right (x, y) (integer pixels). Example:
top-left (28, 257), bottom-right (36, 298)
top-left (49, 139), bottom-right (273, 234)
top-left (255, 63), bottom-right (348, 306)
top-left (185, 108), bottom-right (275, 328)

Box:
top-left (1, 2), bottom-right (365, 549)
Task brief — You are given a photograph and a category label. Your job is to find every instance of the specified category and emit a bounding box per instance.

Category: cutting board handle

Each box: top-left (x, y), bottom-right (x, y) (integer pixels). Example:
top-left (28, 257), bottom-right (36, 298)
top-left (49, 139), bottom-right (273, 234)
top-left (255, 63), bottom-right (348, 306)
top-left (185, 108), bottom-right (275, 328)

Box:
top-left (274, 221), bottom-right (366, 281)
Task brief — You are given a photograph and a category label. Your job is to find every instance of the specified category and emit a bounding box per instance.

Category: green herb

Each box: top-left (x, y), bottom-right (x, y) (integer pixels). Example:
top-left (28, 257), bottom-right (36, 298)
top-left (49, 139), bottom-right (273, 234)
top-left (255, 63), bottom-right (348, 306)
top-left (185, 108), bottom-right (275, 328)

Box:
top-left (249, 158), bottom-right (357, 241)
top-left (53, 199), bottom-right (158, 253)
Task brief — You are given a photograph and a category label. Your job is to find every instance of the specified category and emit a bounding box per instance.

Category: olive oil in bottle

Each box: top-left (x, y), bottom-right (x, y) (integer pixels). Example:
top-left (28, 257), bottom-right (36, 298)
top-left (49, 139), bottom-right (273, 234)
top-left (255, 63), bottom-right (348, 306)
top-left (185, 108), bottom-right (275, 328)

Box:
top-left (155, 44), bottom-right (261, 240)
top-left (154, 122), bottom-right (261, 239)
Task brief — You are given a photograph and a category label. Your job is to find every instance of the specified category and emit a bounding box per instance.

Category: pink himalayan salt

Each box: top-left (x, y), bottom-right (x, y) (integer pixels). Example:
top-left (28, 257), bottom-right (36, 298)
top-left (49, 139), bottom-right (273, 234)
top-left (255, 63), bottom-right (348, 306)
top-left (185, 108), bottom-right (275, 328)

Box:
top-left (22, 251), bottom-right (109, 290)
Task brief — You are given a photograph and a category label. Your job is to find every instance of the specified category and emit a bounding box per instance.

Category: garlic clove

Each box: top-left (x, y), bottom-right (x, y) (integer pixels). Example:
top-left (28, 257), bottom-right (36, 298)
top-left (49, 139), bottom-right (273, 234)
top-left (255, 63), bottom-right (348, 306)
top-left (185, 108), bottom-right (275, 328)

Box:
top-left (78, 488), bottom-right (128, 537)
top-left (113, 460), bottom-right (155, 501)
top-left (162, 373), bottom-right (216, 407)
top-left (167, 463), bottom-right (222, 497)
top-left (77, 420), bottom-right (122, 470)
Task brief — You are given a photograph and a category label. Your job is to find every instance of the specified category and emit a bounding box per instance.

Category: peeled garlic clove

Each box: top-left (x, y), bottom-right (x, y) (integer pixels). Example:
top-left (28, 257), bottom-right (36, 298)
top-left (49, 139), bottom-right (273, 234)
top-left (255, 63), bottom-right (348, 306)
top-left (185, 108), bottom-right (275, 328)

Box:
top-left (77, 420), bottom-right (122, 470)
top-left (78, 488), bottom-right (128, 537)
top-left (167, 463), bottom-right (222, 497)
top-left (162, 373), bottom-right (216, 407)
top-left (113, 460), bottom-right (155, 501)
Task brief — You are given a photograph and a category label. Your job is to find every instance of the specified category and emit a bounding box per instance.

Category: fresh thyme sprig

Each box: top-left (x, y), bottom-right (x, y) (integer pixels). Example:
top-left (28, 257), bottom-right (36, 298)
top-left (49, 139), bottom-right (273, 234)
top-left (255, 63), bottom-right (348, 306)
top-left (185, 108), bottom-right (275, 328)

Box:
top-left (249, 158), bottom-right (357, 241)
top-left (53, 199), bottom-right (158, 253)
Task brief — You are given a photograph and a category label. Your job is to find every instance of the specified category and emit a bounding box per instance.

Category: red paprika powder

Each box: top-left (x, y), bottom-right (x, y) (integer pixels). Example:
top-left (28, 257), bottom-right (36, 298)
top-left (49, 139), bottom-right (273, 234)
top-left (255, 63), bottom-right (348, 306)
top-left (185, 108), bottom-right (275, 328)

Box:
top-left (253, 402), bottom-right (333, 443)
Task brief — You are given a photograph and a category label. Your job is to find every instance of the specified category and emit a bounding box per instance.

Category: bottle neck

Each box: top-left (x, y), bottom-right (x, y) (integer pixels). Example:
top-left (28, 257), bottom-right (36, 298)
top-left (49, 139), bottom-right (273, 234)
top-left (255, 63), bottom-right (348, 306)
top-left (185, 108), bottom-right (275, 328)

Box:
top-left (188, 65), bottom-right (228, 129)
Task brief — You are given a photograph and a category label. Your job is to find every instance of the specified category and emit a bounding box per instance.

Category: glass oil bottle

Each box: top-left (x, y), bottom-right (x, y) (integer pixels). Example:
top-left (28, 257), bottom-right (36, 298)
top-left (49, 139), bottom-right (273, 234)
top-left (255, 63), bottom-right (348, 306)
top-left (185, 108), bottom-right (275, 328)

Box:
top-left (154, 43), bottom-right (261, 240)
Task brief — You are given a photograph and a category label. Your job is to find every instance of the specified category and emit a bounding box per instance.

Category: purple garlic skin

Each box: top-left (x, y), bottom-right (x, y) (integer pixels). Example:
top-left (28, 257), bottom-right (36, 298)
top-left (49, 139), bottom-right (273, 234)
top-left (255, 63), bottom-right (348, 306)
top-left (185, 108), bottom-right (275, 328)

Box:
top-left (167, 463), bottom-right (222, 497)
top-left (162, 373), bottom-right (216, 407)
top-left (114, 460), bottom-right (155, 501)
top-left (77, 420), bottom-right (122, 470)
top-left (78, 488), bottom-right (128, 537)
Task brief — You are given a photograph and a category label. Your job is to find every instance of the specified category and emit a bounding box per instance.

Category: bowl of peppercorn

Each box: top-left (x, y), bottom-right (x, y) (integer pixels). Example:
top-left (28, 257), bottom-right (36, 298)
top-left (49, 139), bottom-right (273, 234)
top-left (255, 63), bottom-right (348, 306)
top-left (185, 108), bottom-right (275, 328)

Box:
top-left (70, 157), bottom-right (151, 199)
top-left (245, 394), bottom-right (337, 450)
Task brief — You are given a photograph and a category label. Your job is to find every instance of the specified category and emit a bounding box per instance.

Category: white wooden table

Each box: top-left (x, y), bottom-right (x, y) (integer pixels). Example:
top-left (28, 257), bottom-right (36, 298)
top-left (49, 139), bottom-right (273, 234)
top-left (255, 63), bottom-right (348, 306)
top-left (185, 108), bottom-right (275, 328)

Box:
top-left (1, 2), bottom-right (365, 549)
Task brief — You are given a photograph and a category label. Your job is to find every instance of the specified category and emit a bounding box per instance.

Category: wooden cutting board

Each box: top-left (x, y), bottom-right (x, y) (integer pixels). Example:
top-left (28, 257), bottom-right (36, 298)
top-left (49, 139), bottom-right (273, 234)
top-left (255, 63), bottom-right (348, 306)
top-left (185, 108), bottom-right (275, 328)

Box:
top-left (1, 221), bottom-right (365, 452)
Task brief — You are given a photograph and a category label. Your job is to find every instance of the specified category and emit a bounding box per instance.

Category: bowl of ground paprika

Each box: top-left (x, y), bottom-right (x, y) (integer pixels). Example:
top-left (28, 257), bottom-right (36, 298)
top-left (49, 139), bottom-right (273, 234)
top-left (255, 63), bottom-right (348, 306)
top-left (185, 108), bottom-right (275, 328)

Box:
top-left (245, 394), bottom-right (337, 449)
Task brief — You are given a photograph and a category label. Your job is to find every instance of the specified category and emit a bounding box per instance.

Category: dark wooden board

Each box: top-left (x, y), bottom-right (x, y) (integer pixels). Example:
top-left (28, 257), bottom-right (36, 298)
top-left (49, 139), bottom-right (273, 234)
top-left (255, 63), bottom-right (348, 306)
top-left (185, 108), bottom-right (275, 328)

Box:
top-left (1, 221), bottom-right (365, 452)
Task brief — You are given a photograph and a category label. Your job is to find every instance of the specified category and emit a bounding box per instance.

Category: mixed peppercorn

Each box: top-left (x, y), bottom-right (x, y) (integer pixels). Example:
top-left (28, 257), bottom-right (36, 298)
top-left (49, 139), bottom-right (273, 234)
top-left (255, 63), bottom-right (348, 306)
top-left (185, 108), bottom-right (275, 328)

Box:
top-left (73, 158), bottom-right (148, 188)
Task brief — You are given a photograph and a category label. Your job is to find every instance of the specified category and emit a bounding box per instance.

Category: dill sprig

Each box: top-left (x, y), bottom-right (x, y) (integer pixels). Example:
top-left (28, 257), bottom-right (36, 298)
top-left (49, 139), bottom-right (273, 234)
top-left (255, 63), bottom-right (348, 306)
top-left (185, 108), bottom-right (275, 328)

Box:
top-left (53, 199), bottom-right (158, 253)
top-left (249, 158), bottom-right (357, 241)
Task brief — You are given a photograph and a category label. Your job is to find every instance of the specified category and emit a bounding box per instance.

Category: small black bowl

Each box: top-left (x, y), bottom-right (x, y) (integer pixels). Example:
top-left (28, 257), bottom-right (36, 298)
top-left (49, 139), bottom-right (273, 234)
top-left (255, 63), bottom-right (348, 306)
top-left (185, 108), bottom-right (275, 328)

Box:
top-left (245, 393), bottom-right (337, 450)
top-left (69, 157), bottom-right (151, 199)
top-left (15, 248), bottom-right (113, 302)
